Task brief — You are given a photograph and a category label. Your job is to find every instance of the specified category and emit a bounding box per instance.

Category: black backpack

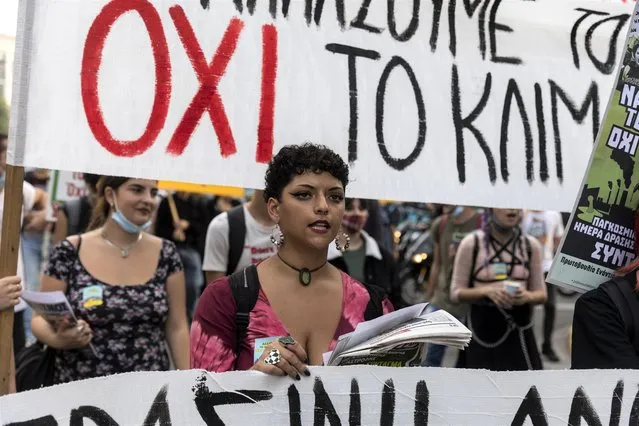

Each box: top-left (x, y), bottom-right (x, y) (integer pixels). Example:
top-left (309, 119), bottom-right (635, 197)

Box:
top-left (62, 196), bottom-right (91, 236)
top-left (600, 275), bottom-right (639, 354)
top-left (15, 342), bottom-right (56, 392)
top-left (228, 265), bottom-right (386, 364)
top-left (226, 205), bottom-right (246, 276)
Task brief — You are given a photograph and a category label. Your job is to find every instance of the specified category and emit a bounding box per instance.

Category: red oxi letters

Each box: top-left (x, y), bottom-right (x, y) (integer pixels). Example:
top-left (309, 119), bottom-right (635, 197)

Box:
top-left (81, 0), bottom-right (171, 157)
top-left (257, 24), bottom-right (278, 163)
top-left (80, 1), bottom-right (278, 162)
top-left (167, 9), bottom-right (243, 157)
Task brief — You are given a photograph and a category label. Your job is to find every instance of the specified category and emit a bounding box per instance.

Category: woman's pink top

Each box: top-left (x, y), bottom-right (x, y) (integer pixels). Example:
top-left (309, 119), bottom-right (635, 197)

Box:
top-left (190, 271), bottom-right (394, 372)
top-left (450, 230), bottom-right (546, 302)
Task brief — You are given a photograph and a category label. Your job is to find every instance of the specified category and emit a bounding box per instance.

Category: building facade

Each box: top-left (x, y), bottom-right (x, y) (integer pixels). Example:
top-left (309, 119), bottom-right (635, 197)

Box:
top-left (0, 34), bottom-right (15, 104)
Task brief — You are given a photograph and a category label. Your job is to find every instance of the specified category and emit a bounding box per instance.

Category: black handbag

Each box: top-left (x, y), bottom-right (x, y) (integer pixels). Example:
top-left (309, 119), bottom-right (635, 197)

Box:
top-left (15, 341), bottom-right (56, 392)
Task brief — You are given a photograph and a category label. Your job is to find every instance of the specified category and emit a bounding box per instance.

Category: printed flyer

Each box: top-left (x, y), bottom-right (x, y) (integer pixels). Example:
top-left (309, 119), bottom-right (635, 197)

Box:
top-left (548, 2), bottom-right (639, 292)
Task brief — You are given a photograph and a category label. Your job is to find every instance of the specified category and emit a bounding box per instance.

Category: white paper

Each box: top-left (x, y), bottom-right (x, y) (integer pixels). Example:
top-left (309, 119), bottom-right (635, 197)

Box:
top-left (328, 303), bottom-right (429, 365)
top-left (326, 304), bottom-right (471, 366)
top-left (22, 290), bottom-right (98, 357)
top-left (21, 290), bottom-right (75, 319)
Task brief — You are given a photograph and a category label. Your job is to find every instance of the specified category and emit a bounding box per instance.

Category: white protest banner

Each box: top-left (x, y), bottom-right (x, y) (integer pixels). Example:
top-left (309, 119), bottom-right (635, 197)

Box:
top-left (2, 367), bottom-right (639, 425)
top-left (47, 171), bottom-right (88, 203)
top-left (41, 170), bottom-right (88, 222)
top-left (7, 0), bottom-right (633, 210)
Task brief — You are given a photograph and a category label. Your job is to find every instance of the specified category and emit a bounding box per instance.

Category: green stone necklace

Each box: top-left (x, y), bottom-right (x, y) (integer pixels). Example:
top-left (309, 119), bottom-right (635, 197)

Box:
top-left (277, 253), bottom-right (327, 286)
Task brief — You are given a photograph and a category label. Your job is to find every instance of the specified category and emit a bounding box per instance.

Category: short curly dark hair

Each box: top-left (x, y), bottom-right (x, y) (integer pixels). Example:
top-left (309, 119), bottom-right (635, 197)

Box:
top-left (264, 143), bottom-right (349, 201)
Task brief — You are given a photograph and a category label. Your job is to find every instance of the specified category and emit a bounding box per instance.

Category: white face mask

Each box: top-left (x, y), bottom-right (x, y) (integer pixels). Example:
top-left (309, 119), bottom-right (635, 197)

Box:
top-left (111, 198), bottom-right (152, 234)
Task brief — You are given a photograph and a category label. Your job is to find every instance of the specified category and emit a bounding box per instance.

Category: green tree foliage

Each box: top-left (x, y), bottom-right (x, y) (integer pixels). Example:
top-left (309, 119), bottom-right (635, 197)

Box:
top-left (0, 96), bottom-right (8, 135)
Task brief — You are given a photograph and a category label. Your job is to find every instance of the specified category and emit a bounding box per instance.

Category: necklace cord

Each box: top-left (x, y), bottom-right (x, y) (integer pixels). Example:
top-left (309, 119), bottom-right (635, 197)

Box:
top-left (276, 253), bottom-right (327, 286)
top-left (101, 231), bottom-right (143, 257)
top-left (277, 253), bottom-right (327, 273)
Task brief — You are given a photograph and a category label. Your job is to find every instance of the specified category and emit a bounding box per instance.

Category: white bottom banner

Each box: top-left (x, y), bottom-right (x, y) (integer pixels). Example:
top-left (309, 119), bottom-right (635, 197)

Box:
top-left (1, 367), bottom-right (639, 425)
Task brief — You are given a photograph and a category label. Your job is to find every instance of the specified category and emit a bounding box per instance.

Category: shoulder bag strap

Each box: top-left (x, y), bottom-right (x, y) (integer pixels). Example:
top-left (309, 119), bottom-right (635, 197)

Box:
top-left (228, 265), bottom-right (260, 368)
top-left (468, 233), bottom-right (479, 289)
top-left (226, 205), bottom-right (247, 276)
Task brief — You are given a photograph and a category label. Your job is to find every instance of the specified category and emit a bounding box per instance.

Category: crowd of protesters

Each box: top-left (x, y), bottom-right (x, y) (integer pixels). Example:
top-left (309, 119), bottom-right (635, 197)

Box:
top-left (1, 136), bottom-right (635, 390)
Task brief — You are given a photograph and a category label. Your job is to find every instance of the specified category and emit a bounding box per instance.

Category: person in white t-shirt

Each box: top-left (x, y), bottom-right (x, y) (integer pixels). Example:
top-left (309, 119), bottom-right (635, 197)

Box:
top-left (202, 190), bottom-right (276, 284)
top-left (522, 210), bottom-right (564, 363)
top-left (0, 136), bottom-right (48, 276)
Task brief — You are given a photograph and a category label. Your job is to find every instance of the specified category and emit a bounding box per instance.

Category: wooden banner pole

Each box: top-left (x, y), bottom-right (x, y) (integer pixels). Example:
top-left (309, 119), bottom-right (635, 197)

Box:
top-left (166, 192), bottom-right (180, 225)
top-left (0, 165), bottom-right (25, 395)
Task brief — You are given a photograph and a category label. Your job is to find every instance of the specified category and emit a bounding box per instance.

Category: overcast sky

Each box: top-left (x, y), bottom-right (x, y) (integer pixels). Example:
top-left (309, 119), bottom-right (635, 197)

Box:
top-left (0, 0), bottom-right (18, 37)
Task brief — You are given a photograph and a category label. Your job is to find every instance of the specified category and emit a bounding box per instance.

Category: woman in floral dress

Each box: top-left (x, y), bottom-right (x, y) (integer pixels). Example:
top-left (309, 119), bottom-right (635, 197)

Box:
top-left (32, 176), bottom-right (189, 384)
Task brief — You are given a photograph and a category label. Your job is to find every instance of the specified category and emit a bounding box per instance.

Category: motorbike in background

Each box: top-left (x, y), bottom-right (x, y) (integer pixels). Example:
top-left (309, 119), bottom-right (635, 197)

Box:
top-left (392, 207), bottom-right (433, 258)
top-left (394, 228), bottom-right (435, 309)
top-left (383, 203), bottom-right (438, 308)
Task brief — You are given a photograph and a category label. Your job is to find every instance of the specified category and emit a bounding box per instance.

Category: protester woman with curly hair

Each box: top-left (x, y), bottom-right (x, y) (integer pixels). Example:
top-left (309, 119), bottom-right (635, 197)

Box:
top-left (191, 143), bottom-right (394, 376)
top-left (450, 208), bottom-right (547, 371)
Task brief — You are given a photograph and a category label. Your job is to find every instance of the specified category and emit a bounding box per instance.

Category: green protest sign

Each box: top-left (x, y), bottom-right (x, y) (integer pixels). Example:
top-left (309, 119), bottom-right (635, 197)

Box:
top-left (548, 3), bottom-right (639, 292)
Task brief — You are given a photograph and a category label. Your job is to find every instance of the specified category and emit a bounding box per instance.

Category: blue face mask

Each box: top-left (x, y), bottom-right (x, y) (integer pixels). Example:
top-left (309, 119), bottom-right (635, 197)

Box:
top-left (111, 199), bottom-right (152, 234)
top-left (451, 206), bottom-right (464, 217)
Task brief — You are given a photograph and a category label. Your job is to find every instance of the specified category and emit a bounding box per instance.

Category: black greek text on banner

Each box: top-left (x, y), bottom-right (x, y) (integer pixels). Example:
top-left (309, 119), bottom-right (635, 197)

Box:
top-left (7, 0), bottom-right (633, 210)
top-left (2, 368), bottom-right (639, 425)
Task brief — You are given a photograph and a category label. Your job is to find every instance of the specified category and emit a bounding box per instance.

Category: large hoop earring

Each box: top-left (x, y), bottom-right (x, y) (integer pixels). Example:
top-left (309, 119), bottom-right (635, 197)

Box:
top-left (270, 224), bottom-right (285, 248)
top-left (335, 232), bottom-right (350, 252)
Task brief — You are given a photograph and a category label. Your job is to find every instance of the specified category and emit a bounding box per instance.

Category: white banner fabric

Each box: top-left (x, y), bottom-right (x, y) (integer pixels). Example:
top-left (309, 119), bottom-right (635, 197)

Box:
top-left (3, 367), bottom-right (639, 425)
top-left (7, 0), bottom-right (635, 209)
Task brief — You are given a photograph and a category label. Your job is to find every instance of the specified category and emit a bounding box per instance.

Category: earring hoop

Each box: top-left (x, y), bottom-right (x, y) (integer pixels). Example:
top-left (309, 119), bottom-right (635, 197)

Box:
top-left (335, 232), bottom-right (350, 252)
top-left (270, 224), bottom-right (285, 248)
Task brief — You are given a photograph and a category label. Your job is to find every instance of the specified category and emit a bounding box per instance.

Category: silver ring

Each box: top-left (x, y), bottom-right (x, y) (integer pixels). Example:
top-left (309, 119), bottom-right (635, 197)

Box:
top-left (279, 336), bottom-right (295, 347)
top-left (264, 348), bottom-right (281, 366)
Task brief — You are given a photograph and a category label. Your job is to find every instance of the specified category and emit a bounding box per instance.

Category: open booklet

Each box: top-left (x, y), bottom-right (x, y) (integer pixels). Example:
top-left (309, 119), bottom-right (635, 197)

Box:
top-left (323, 303), bottom-right (471, 367)
top-left (21, 290), bottom-right (99, 358)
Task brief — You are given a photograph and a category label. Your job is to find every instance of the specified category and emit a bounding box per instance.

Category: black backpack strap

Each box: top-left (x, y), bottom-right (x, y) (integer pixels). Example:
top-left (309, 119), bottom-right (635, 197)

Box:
top-left (228, 265), bottom-right (260, 367)
top-left (468, 233), bottom-right (479, 288)
top-left (226, 205), bottom-right (247, 276)
top-left (364, 283), bottom-right (387, 321)
top-left (64, 198), bottom-right (82, 236)
top-left (602, 276), bottom-right (639, 354)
